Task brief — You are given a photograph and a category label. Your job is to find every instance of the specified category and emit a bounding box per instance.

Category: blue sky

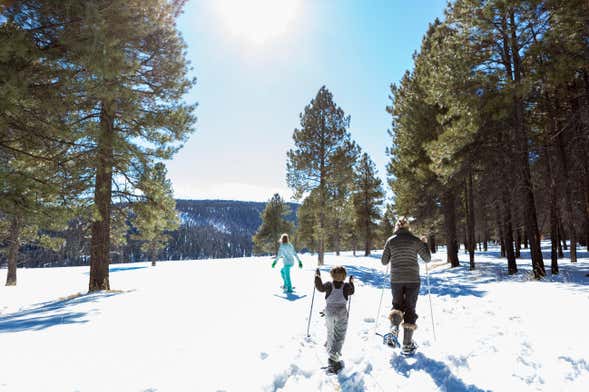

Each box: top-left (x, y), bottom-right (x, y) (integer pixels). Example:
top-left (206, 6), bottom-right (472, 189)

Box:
top-left (167, 0), bottom-right (447, 202)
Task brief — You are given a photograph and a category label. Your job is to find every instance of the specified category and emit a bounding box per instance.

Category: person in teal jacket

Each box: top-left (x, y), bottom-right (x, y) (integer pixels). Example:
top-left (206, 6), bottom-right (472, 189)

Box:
top-left (271, 233), bottom-right (303, 293)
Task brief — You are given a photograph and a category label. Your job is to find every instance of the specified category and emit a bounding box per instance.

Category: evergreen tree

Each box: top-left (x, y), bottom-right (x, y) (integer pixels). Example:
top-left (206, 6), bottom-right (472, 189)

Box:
top-left (352, 152), bottom-right (384, 256)
top-left (252, 193), bottom-right (293, 255)
top-left (131, 163), bottom-right (179, 266)
top-left (287, 86), bottom-right (355, 265)
top-left (378, 203), bottom-right (397, 244)
top-left (295, 192), bottom-right (318, 254)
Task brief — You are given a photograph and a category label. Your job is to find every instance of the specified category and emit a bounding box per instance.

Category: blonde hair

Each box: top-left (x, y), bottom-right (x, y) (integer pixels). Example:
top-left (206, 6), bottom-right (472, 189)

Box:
top-left (330, 266), bottom-right (347, 282)
top-left (280, 233), bottom-right (289, 244)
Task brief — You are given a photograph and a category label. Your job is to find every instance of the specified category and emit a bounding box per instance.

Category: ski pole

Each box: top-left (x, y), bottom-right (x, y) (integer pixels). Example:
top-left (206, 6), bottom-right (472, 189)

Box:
top-left (426, 262), bottom-right (437, 341)
top-left (347, 275), bottom-right (354, 315)
top-left (374, 263), bottom-right (389, 333)
top-left (306, 269), bottom-right (318, 337)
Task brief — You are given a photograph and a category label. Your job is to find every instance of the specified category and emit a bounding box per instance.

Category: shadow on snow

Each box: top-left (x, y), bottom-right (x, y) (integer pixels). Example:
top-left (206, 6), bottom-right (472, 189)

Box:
top-left (341, 264), bottom-right (488, 298)
top-left (273, 292), bottom-right (308, 302)
top-left (0, 291), bottom-right (122, 333)
top-left (391, 352), bottom-right (491, 392)
top-left (83, 265), bottom-right (148, 275)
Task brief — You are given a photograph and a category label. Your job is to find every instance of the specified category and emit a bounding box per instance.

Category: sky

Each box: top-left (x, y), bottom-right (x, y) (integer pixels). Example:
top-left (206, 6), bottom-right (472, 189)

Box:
top-left (167, 0), bottom-right (448, 202)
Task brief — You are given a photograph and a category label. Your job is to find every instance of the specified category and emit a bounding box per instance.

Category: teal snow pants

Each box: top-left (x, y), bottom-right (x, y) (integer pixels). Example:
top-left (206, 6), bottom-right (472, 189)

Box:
top-left (281, 265), bottom-right (293, 292)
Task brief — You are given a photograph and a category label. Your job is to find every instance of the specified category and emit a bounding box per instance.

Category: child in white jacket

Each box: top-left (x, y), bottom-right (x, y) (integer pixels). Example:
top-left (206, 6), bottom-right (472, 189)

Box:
top-left (271, 233), bottom-right (302, 293)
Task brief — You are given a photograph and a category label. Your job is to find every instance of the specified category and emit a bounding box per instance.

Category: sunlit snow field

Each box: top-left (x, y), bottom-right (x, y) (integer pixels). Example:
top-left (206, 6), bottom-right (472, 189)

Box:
top-left (1, 243), bottom-right (588, 391)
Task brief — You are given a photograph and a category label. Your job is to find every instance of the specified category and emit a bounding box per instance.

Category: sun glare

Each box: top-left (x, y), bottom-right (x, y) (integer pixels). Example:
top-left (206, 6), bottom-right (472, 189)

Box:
top-left (213, 0), bottom-right (302, 45)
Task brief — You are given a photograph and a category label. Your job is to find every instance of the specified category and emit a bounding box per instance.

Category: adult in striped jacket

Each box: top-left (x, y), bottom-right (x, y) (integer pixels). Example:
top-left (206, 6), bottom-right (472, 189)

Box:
top-left (381, 217), bottom-right (431, 355)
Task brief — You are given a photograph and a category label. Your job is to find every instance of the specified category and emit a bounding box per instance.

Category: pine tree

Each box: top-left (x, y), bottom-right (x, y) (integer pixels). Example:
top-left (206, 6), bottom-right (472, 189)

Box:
top-left (352, 153), bottom-right (384, 256)
top-left (287, 86), bottom-right (355, 265)
top-left (378, 203), bottom-right (396, 244)
top-left (252, 194), bottom-right (293, 255)
top-left (295, 192), bottom-right (318, 254)
top-left (131, 163), bottom-right (179, 266)
top-left (13, 1), bottom-right (198, 290)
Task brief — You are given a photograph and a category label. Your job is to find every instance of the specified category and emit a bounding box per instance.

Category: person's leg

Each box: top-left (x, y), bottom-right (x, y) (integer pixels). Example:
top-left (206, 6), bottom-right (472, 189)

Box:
top-left (331, 308), bottom-right (348, 360)
top-left (402, 282), bottom-right (420, 326)
top-left (280, 265), bottom-right (288, 290)
top-left (325, 311), bottom-right (337, 360)
top-left (389, 284), bottom-right (405, 329)
top-left (402, 282), bottom-right (421, 353)
top-left (284, 265), bottom-right (293, 292)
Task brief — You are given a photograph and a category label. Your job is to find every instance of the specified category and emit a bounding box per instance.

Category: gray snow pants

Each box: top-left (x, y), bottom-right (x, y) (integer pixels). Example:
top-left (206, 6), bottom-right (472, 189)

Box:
top-left (325, 305), bottom-right (348, 361)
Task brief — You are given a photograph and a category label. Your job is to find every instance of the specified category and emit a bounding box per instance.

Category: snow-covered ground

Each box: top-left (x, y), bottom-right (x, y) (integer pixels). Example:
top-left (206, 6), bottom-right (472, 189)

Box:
top-left (1, 243), bottom-right (588, 391)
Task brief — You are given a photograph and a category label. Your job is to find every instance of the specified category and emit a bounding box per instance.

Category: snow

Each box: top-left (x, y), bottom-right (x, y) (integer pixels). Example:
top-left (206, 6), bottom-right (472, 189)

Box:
top-left (1, 243), bottom-right (588, 391)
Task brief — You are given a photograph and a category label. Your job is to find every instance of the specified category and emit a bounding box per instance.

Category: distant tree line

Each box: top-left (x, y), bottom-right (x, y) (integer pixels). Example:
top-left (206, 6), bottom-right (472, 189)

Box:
top-left (387, 0), bottom-right (588, 278)
top-left (1, 199), bottom-right (299, 268)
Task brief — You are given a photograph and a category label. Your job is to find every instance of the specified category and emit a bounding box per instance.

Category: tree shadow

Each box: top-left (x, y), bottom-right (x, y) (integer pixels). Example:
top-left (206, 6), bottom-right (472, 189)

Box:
top-left (342, 264), bottom-right (487, 298)
top-left (273, 292), bottom-right (308, 302)
top-left (391, 352), bottom-right (491, 392)
top-left (0, 291), bottom-right (122, 333)
top-left (337, 265), bottom-right (390, 289)
top-left (83, 265), bottom-right (147, 275)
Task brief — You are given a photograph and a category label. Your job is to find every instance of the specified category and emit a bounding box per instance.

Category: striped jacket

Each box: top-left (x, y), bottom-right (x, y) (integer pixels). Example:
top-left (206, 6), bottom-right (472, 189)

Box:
top-left (381, 228), bottom-right (431, 283)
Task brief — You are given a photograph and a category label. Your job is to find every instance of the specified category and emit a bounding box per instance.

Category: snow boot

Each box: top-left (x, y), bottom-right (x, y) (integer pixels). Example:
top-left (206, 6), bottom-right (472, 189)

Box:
top-left (401, 324), bottom-right (417, 356)
top-left (327, 358), bottom-right (344, 374)
top-left (385, 325), bottom-right (400, 348)
top-left (386, 310), bottom-right (403, 347)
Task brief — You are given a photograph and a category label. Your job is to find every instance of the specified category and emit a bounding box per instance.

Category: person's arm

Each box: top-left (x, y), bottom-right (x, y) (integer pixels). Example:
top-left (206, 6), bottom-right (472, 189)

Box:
top-left (291, 244), bottom-right (303, 268)
top-left (416, 237), bottom-right (431, 263)
top-left (381, 239), bottom-right (391, 266)
top-left (314, 269), bottom-right (329, 292)
top-left (271, 245), bottom-right (283, 268)
top-left (344, 276), bottom-right (355, 297)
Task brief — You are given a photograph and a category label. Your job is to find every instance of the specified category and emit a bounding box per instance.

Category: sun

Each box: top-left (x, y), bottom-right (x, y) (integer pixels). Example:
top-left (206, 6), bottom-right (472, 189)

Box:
top-left (213, 0), bottom-right (302, 45)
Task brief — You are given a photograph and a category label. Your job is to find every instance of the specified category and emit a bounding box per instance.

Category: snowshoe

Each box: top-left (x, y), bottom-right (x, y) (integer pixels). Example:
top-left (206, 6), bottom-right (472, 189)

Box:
top-left (326, 359), bottom-right (344, 374)
top-left (383, 332), bottom-right (400, 348)
top-left (401, 342), bottom-right (417, 356)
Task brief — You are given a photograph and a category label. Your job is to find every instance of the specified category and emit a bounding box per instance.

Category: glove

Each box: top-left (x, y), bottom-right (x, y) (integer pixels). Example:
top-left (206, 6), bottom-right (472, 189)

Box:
top-left (316, 268), bottom-right (321, 277)
top-left (349, 275), bottom-right (354, 283)
top-left (298, 260), bottom-right (303, 268)
top-left (271, 260), bottom-right (276, 268)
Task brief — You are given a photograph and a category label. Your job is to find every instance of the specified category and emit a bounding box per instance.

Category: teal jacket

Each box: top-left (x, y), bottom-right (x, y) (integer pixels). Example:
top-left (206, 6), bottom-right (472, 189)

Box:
top-left (272, 243), bottom-right (302, 268)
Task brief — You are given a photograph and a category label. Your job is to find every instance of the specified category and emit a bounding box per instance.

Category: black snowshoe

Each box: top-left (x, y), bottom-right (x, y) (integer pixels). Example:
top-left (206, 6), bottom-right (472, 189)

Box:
top-left (401, 342), bottom-right (417, 356)
top-left (326, 358), bottom-right (344, 374)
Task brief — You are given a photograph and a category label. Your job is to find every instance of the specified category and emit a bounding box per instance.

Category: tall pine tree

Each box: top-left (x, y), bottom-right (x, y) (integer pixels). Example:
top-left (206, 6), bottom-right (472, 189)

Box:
top-left (287, 86), bottom-right (355, 265)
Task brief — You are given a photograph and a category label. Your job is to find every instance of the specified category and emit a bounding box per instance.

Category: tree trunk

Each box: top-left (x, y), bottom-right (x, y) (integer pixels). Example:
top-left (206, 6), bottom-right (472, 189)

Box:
top-left (443, 191), bottom-right (459, 267)
top-left (550, 204), bottom-right (559, 275)
top-left (482, 209), bottom-right (489, 252)
top-left (502, 190), bottom-right (517, 274)
top-left (465, 173), bottom-right (476, 270)
top-left (364, 235), bottom-right (371, 257)
top-left (496, 210), bottom-right (505, 257)
top-left (557, 223), bottom-right (565, 258)
top-left (559, 221), bottom-right (568, 251)
top-left (542, 142), bottom-right (560, 274)
top-left (150, 244), bottom-right (157, 267)
top-left (507, 10), bottom-right (545, 278)
top-left (515, 228), bottom-right (521, 259)
top-left (89, 101), bottom-right (114, 292)
top-left (5, 214), bottom-right (22, 286)
top-left (555, 131), bottom-right (578, 263)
